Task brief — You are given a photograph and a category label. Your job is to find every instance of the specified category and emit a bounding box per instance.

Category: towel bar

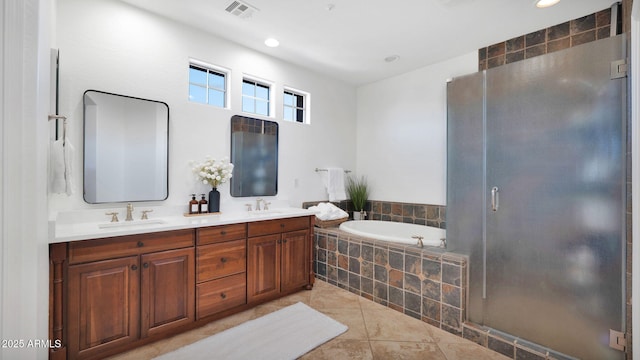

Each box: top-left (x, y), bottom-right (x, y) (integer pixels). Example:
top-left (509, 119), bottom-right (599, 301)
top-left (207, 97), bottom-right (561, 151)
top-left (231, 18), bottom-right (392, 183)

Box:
top-left (315, 168), bottom-right (351, 173)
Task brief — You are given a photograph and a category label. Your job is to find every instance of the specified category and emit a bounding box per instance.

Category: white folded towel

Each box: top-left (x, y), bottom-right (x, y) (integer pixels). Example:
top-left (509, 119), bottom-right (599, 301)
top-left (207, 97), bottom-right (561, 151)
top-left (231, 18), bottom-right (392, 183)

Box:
top-left (326, 168), bottom-right (347, 202)
top-left (308, 202), bottom-right (349, 221)
top-left (50, 140), bottom-right (66, 194)
top-left (64, 138), bottom-right (75, 195)
top-left (49, 135), bottom-right (75, 196)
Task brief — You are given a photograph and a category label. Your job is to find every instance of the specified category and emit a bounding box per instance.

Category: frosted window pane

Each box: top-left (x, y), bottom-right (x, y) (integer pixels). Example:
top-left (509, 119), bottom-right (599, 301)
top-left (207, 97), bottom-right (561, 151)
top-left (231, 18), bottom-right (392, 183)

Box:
top-left (256, 85), bottom-right (269, 100)
top-left (242, 82), bottom-right (254, 96)
top-left (208, 89), bottom-right (224, 107)
top-left (256, 100), bottom-right (269, 116)
top-left (189, 85), bottom-right (206, 103)
top-left (209, 72), bottom-right (225, 90)
top-left (189, 67), bottom-right (206, 85)
top-left (242, 97), bottom-right (255, 113)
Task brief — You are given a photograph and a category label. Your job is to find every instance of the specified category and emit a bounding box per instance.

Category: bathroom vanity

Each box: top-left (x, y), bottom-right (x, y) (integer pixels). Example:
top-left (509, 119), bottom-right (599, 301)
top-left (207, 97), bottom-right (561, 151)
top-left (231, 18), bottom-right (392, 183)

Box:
top-left (48, 209), bottom-right (315, 360)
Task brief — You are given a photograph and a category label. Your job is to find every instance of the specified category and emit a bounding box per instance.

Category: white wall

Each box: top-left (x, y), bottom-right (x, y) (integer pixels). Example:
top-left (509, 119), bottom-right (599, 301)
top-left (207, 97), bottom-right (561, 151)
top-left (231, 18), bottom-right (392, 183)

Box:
top-left (355, 53), bottom-right (478, 205)
top-left (51, 0), bottom-right (357, 214)
top-left (1, 0), bottom-right (52, 359)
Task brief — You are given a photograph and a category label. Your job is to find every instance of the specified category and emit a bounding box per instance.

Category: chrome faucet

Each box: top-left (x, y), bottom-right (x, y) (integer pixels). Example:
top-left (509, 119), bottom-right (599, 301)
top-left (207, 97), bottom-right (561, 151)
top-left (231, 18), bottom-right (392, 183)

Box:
top-left (255, 198), bottom-right (263, 211)
top-left (125, 203), bottom-right (134, 221)
top-left (412, 235), bottom-right (424, 248)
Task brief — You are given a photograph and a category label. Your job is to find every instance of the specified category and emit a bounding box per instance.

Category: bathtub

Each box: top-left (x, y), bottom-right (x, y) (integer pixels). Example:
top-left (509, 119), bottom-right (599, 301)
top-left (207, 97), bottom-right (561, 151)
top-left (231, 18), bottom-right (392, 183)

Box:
top-left (338, 220), bottom-right (445, 247)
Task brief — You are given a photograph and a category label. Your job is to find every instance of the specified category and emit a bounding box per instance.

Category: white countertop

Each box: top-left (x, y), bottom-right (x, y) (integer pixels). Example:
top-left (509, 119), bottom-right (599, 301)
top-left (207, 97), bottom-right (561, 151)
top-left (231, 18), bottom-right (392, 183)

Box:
top-left (51, 205), bottom-right (317, 243)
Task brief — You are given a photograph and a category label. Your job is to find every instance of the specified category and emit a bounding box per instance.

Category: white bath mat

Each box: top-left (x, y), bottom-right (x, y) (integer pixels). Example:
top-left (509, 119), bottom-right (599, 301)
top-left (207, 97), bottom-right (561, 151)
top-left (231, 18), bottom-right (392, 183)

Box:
top-left (153, 302), bottom-right (348, 360)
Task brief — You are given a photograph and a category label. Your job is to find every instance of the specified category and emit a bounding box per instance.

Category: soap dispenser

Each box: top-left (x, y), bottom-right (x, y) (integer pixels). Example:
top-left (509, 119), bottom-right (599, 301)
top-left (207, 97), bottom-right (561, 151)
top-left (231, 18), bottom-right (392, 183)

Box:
top-left (189, 194), bottom-right (199, 214)
top-left (199, 194), bottom-right (208, 214)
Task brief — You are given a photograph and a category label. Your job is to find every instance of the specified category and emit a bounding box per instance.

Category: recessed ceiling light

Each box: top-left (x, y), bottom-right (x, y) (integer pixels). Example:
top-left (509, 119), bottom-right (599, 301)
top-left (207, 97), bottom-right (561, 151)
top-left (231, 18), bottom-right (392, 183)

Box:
top-left (384, 55), bottom-right (400, 63)
top-left (265, 38), bottom-right (280, 47)
top-left (535, 0), bottom-right (560, 8)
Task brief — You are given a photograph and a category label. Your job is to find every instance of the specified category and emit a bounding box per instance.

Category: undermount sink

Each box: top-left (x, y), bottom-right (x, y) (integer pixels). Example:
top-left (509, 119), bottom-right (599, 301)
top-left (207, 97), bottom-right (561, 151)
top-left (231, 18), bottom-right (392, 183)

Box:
top-left (98, 219), bottom-right (167, 229)
top-left (248, 210), bottom-right (284, 216)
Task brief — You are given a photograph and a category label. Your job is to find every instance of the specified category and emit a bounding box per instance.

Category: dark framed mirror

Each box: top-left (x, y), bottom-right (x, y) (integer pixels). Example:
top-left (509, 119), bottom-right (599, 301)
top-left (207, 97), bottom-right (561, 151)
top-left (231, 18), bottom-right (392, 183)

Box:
top-left (230, 115), bottom-right (278, 197)
top-left (83, 90), bottom-right (169, 203)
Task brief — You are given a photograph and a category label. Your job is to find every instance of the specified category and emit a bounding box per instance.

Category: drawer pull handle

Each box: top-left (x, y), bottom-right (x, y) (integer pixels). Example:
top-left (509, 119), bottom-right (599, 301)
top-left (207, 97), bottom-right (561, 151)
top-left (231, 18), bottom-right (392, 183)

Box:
top-left (220, 293), bottom-right (226, 299)
top-left (283, 239), bottom-right (287, 243)
top-left (280, 224), bottom-right (285, 228)
top-left (143, 263), bottom-right (149, 269)
top-left (277, 240), bottom-right (282, 244)
top-left (131, 265), bottom-right (138, 271)
top-left (137, 241), bottom-right (144, 247)
top-left (220, 231), bottom-right (227, 235)
top-left (220, 257), bottom-right (227, 263)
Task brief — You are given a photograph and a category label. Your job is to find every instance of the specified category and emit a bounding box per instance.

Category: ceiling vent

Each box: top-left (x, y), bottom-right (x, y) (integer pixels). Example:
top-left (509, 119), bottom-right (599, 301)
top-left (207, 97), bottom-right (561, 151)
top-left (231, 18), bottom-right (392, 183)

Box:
top-left (225, 1), bottom-right (259, 19)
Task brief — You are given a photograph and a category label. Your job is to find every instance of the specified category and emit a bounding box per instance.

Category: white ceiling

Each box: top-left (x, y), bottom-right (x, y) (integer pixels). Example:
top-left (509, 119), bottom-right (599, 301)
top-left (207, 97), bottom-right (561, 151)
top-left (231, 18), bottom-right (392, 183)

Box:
top-left (120, 0), bottom-right (617, 85)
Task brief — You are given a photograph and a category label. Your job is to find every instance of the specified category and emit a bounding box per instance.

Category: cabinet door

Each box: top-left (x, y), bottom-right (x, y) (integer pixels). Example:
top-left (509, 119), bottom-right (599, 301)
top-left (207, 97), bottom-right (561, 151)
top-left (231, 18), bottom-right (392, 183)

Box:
top-left (247, 234), bottom-right (280, 303)
top-left (140, 248), bottom-right (195, 338)
top-left (281, 229), bottom-right (309, 292)
top-left (68, 256), bottom-right (140, 360)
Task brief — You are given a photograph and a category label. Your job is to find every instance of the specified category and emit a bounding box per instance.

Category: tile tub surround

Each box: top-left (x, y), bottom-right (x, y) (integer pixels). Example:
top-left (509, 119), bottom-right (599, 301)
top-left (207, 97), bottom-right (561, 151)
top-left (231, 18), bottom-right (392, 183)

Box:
top-left (313, 227), bottom-right (464, 334)
top-left (314, 227), bottom-right (585, 360)
top-left (302, 200), bottom-right (446, 228)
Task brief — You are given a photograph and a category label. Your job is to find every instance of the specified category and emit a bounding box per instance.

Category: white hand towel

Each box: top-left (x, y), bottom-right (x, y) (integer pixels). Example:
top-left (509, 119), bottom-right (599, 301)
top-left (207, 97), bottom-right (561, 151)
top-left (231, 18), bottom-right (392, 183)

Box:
top-left (50, 140), bottom-right (66, 194)
top-left (326, 168), bottom-right (347, 202)
top-left (63, 139), bottom-right (75, 195)
top-left (308, 203), bottom-right (349, 221)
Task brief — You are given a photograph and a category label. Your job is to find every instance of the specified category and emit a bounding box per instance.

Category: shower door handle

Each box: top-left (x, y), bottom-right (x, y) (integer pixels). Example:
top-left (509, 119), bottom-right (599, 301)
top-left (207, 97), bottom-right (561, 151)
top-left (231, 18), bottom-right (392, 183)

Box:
top-left (491, 187), bottom-right (499, 212)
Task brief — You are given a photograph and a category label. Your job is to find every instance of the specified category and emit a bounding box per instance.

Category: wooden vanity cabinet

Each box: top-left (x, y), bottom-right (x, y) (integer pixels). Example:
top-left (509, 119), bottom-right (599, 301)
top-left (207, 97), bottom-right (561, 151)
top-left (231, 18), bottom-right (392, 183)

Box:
top-left (50, 215), bottom-right (313, 360)
top-left (65, 229), bottom-right (195, 360)
top-left (247, 216), bottom-right (313, 303)
top-left (195, 224), bottom-right (247, 319)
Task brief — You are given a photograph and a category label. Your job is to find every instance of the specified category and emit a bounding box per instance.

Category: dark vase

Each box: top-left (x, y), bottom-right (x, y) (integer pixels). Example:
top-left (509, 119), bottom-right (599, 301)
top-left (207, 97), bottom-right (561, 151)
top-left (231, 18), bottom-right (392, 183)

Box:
top-left (208, 188), bottom-right (220, 213)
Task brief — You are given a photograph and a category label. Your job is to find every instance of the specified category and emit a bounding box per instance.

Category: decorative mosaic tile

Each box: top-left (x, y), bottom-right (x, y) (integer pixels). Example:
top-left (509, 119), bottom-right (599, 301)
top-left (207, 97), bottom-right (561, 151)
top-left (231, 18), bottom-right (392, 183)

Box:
top-left (404, 254), bottom-right (421, 275)
top-left (422, 297), bottom-right (440, 322)
top-left (404, 273), bottom-right (421, 295)
top-left (389, 269), bottom-right (404, 289)
top-left (422, 278), bottom-right (440, 301)
top-left (389, 251), bottom-right (404, 270)
top-left (442, 263), bottom-right (461, 286)
top-left (389, 286), bottom-right (404, 308)
top-left (361, 260), bottom-right (374, 279)
top-left (442, 283), bottom-right (461, 308)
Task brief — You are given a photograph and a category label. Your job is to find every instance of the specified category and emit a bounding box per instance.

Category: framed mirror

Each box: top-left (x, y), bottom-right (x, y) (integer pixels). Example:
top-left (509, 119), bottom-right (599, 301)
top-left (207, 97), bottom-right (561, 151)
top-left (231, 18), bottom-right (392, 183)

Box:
top-left (83, 90), bottom-right (169, 203)
top-left (230, 115), bottom-right (278, 197)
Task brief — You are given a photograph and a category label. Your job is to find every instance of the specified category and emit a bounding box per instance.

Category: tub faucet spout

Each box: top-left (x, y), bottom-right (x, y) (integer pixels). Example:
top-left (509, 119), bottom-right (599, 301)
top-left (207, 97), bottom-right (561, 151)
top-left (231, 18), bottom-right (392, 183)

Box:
top-left (412, 235), bottom-right (424, 248)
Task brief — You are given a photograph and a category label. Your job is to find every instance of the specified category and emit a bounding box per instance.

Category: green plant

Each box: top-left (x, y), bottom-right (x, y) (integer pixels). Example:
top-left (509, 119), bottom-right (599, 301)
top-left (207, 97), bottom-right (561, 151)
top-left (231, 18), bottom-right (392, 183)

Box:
top-left (346, 176), bottom-right (369, 211)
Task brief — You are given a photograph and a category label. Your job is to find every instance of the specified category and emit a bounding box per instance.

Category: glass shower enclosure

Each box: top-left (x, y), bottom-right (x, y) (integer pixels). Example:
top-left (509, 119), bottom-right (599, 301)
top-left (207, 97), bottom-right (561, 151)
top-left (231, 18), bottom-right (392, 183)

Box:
top-left (447, 34), bottom-right (627, 360)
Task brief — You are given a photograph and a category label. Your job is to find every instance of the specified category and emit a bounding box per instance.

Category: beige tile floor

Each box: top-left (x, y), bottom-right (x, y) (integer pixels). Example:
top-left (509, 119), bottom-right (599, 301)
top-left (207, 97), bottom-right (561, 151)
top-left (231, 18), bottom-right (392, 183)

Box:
top-left (108, 280), bottom-right (509, 360)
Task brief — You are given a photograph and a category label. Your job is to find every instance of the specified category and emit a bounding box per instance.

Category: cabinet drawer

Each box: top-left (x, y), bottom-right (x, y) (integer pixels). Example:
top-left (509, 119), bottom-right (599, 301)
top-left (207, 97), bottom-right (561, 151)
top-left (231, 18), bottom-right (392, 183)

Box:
top-left (196, 273), bottom-right (246, 319)
top-left (197, 223), bottom-right (246, 245)
top-left (69, 229), bottom-right (194, 265)
top-left (197, 240), bottom-right (246, 283)
top-left (248, 216), bottom-right (310, 237)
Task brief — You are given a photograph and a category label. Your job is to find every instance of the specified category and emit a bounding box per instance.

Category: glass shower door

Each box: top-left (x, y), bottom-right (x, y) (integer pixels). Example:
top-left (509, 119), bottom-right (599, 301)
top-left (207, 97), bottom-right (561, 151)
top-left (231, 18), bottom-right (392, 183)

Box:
top-left (484, 35), bottom-right (626, 360)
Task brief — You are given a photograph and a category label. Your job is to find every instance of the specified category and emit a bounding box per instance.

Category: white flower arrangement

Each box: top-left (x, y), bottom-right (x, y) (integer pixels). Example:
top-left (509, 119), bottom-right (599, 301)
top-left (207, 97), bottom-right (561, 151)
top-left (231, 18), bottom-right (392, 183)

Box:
top-left (190, 156), bottom-right (234, 189)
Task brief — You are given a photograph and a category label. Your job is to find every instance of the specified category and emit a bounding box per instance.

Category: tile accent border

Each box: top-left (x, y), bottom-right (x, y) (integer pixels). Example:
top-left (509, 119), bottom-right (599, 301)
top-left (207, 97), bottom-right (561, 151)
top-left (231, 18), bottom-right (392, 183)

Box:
top-left (302, 200), bottom-right (446, 229)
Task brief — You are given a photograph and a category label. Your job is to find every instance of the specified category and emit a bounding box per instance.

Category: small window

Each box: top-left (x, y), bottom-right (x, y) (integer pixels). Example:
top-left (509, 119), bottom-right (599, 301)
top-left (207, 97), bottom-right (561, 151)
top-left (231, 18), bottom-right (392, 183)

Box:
top-left (242, 79), bottom-right (271, 116)
top-left (283, 90), bottom-right (306, 123)
top-left (189, 63), bottom-right (227, 108)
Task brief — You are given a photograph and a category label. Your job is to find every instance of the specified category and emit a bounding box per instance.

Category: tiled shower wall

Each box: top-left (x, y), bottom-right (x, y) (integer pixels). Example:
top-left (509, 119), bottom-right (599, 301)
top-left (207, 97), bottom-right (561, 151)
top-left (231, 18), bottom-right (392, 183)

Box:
top-left (478, 6), bottom-right (619, 71)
